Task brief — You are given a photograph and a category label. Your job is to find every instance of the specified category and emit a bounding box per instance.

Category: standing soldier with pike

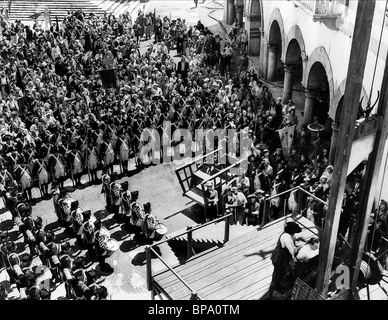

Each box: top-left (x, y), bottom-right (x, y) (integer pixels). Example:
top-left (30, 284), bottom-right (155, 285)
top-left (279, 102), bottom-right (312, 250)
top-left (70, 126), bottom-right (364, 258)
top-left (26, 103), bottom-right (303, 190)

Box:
top-left (67, 143), bottom-right (83, 187)
top-left (48, 146), bottom-right (67, 189)
top-left (85, 139), bottom-right (99, 184)
top-left (31, 152), bottom-right (50, 198)
top-left (116, 128), bottom-right (130, 175)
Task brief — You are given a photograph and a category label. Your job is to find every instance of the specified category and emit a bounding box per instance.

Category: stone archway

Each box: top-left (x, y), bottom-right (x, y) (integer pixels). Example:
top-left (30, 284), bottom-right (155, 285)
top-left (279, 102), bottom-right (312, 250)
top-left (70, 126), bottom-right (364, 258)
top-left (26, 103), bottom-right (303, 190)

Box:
top-left (304, 61), bottom-right (330, 126)
top-left (303, 46), bottom-right (334, 117)
top-left (245, 0), bottom-right (263, 56)
top-left (267, 21), bottom-right (283, 81)
top-left (266, 8), bottom-right (285, 51)
top-left (264, 8), bottom-right (285, 81)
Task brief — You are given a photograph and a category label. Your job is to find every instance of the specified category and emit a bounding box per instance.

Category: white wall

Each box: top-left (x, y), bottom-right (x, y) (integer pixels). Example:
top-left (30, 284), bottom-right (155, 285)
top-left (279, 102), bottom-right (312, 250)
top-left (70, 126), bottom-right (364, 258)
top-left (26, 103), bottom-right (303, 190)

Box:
top-left (257, 0), bottom-right (387, 118)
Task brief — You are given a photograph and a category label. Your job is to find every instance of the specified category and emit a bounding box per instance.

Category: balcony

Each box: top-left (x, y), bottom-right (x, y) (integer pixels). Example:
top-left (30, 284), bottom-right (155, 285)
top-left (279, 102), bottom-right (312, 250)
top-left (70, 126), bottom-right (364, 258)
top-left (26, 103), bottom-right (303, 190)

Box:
top-left (292, 0), bottom-right (344, 30)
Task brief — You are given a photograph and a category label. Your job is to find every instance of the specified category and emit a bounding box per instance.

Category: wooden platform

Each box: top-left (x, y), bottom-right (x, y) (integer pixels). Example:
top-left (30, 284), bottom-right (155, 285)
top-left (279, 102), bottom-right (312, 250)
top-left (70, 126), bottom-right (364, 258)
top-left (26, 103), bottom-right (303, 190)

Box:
top-left (152, 214), bottom-right (320, 300)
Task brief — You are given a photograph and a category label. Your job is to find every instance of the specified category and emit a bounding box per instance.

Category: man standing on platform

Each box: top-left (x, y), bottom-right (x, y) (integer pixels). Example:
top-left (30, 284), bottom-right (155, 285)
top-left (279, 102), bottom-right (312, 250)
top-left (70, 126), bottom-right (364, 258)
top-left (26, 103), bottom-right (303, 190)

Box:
top-left (267, 222), bottom-right (301, 299)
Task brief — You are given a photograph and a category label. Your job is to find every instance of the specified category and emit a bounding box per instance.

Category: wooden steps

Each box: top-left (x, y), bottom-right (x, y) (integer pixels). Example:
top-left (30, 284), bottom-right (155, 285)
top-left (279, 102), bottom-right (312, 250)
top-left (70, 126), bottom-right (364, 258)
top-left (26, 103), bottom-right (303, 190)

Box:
top-left (171, 220), bottom-right (257, 250)
top-left (8, 0), bottom-right (148, 24)
top-left (152, 215), bottom-right (319, 300)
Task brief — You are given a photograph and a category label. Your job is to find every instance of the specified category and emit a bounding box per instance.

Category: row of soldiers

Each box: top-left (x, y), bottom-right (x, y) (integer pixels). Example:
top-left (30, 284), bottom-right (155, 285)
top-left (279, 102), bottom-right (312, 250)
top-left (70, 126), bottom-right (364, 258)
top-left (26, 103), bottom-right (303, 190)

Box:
top-left (99, 174), bottom-right (164, 244)
top-left (0, 117), bottom-right (136, 208)
top-left (0, 168), bottom-right (165, 300)
top-left (0, 191), bottom-right (111, 299)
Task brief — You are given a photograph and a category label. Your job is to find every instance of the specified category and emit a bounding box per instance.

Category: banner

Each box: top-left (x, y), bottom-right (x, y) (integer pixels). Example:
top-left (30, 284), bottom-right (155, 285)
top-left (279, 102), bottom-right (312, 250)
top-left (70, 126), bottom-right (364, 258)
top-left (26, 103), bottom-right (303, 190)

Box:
top-left (43, 7), bottom-right (51, 31)
top-left (278, 125), bottom-right (295, 156)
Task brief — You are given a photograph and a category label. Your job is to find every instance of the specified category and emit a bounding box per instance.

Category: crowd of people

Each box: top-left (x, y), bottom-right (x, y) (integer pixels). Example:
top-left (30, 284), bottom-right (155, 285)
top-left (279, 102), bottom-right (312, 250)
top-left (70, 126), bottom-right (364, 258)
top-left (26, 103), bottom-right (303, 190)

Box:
top-left (0, 3), bottom-right (383, 299)
top-left (0, 170), bottom-right (165, 300)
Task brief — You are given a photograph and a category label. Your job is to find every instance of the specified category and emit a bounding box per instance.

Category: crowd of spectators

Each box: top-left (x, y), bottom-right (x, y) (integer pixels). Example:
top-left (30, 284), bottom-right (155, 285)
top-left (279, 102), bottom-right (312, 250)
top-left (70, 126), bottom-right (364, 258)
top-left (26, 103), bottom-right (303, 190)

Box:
top-left (0, 5), bottom-right (383, 299)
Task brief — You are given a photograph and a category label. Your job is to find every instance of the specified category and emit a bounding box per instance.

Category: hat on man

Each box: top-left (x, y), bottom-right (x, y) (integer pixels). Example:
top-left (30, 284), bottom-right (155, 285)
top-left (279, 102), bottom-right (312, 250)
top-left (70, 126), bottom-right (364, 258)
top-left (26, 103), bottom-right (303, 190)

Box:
top-left (255, 189), bottom-right (265, 195)
top-left (102, 174), bottom-right (110, 184)
top-left (284, 222), bottom-right (302, 234)
top-left (247, 194), bottom-right (257, 200)
top-left (121, 181), bottom-right (129, 191)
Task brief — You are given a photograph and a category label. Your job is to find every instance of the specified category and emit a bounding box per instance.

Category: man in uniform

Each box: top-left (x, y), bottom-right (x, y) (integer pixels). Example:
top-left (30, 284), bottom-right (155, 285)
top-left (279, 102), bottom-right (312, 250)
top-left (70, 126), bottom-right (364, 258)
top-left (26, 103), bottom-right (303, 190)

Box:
top-left (101, 173), bottom-right (112, 211)
top-left (51, 183), bottom-right (62, 223)
top-left (82, 220), bottom-right (96, 260)
top-left (94, 219), bottom-right (114, 273)
top-left (32, 152), bottom-right (50, 198)
top-left (116, 128), bottom-right (130, 175)
top-left (14, 157), bottom-right (33, 202)
top-left (130, 190), bottom-right (145, 241)
top-left (110, 180), bottom-right (122, 219)
top-left (100, 133), bottom-right (115, 175)
top-left (67, 143), bottom-right (83, 187)
top-left (85, 140), bottom-right (99, 184)
top-left (71, 207), bottom-right (84, 247)
top-left (48, 146), bottom-right (66, 189)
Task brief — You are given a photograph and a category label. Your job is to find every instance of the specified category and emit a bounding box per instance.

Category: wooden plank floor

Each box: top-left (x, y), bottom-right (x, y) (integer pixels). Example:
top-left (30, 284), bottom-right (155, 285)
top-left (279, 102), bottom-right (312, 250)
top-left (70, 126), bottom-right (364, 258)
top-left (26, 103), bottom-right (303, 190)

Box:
top-left (153, 214), bottom-right (319, 300)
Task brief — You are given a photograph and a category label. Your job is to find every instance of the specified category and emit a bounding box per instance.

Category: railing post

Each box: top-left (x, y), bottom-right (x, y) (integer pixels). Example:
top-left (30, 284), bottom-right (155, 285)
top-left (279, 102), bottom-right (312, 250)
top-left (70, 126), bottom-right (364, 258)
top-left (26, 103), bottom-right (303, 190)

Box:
top-left (261, 198), bottom-right (268, 227)
top-left (187, 226), bottom-right (193, 259)
top-left (190, 292), bottom-right (199, 300)
top-left (297, 187), bottom-right (304, 215)
top-left (224, 214), bottom-right (230, 244)
top-left (145, 246), bottom-right (153, 292)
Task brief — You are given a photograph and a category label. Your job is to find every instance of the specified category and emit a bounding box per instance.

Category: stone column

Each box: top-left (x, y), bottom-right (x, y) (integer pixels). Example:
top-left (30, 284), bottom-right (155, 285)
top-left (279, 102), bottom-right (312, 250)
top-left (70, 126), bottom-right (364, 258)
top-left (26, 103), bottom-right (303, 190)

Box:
top-left (236, 5), bottom-right (244, 27)
top-left (267, 45), bottom-right (277, 81)
top-left (282, 64), bottom-right (294, 103)
top-left (329, 121), bottom-right (340, 164)
top-left (247, 15), bottom-right (261, 56)
top-left (226, 0), bottom-right (236, 25)
top-left (304, 89), bottom-right (316, 125)
top-left (260, 36), bottom-right (268, 78)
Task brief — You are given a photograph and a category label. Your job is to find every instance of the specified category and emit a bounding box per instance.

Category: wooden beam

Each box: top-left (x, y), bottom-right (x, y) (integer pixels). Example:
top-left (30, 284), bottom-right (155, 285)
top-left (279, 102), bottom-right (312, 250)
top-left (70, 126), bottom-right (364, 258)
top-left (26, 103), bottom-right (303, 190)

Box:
top-left (315, 0), bottom-right (376, 295)
top-left (348, 35), bottom-right (388, 295)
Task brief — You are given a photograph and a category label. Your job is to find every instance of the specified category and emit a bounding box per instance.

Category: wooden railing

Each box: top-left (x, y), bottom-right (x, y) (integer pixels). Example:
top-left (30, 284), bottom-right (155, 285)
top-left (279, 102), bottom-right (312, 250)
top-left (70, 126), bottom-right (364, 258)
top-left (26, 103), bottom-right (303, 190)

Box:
top-left (175, 147), bottom-right (223, 194)
top-left (146, 184), bottom-right (327, 299)
top-left (145, 212), bottom-right (234, 299)
top-left (260, 185), bottom-right (328, 232)
top-left (146, 245), bottom-right (202, 300)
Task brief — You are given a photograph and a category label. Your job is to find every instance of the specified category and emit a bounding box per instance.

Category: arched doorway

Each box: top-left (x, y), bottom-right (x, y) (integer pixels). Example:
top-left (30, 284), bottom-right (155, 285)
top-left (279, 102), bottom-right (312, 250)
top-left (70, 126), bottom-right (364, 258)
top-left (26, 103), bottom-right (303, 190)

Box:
top-left (246, 0), bottom-right (263, 56)
top-left (305, 62), bottom-right (330, 126)
top-left (283, 38), bottom-right (303, 103)
top-left (267, 20), bottom-right (283, 82)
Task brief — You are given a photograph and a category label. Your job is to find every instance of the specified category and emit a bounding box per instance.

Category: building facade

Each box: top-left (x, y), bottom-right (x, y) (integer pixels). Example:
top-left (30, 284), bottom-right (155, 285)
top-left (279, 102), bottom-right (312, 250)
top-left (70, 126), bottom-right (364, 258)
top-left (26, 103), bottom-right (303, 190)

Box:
top-left (225, 0), bottom-right (388, 204)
